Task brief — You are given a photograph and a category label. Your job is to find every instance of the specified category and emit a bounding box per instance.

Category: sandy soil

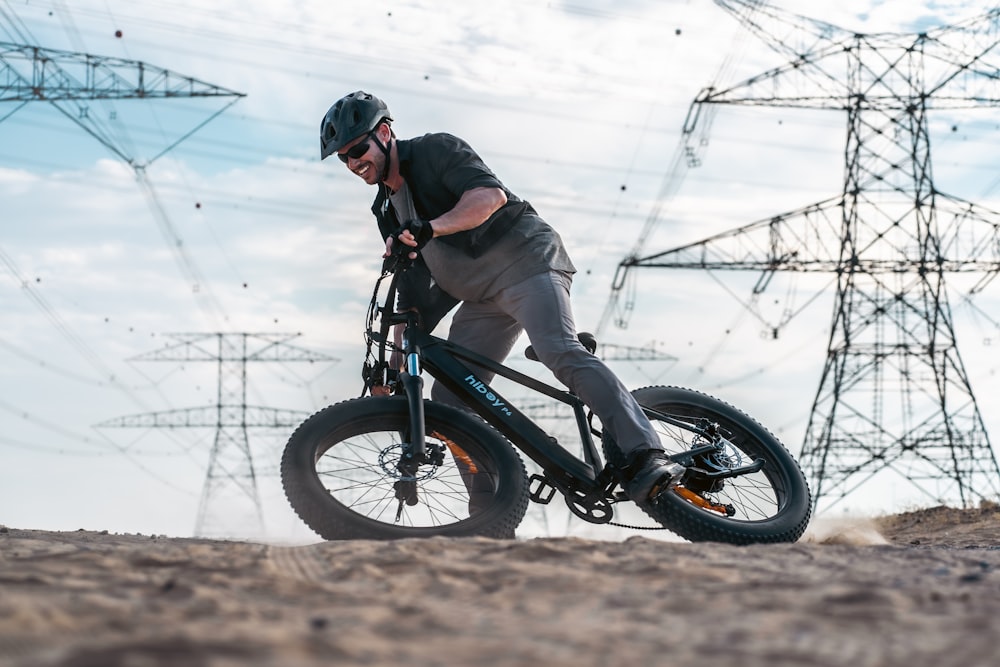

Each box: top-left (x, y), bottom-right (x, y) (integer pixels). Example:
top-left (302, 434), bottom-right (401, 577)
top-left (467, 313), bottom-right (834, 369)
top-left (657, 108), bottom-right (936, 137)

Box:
top-left (1, 504), bottom-right (999, 667)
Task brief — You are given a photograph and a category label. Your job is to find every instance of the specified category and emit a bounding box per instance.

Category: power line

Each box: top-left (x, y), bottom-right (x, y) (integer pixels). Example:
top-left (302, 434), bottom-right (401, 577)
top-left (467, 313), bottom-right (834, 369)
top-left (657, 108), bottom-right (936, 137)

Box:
top-left (44, 0), bottom-right (689, 101)
top-left (597, 0), bottom-right (767, 335)
top-left (1, 245), bottom-right (133, 393)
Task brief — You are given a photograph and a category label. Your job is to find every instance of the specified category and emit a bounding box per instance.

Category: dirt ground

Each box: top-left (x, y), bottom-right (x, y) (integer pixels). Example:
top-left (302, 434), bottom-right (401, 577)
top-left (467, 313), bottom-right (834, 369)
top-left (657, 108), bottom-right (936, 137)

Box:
top-left (1, 503), bottom-right (999, 667)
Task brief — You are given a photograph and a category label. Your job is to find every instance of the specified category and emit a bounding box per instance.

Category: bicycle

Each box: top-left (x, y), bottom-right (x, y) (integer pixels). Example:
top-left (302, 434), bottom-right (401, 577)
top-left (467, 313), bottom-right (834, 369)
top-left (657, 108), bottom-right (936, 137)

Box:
top-left (281, 250), bottom-right (812, 544)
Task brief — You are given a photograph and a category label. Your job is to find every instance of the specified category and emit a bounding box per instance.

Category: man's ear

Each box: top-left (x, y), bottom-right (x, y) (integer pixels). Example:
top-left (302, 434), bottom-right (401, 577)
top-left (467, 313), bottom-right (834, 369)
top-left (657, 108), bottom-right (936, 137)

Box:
top-left (377, 121), bottom-right (392, 143)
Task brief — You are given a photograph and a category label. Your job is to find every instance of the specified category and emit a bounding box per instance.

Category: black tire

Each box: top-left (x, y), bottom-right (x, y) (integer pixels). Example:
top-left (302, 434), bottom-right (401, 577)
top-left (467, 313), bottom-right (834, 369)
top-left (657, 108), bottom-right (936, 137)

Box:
top-left (281, 396), bottom-right (529, 539)
top-left (604, 386), bottom-right (811, 544)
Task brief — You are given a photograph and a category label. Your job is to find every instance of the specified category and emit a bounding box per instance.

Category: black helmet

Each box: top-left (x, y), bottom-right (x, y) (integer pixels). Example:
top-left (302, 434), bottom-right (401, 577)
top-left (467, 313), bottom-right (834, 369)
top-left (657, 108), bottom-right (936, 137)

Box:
top-left (320, 91), bottom-right (392, 160)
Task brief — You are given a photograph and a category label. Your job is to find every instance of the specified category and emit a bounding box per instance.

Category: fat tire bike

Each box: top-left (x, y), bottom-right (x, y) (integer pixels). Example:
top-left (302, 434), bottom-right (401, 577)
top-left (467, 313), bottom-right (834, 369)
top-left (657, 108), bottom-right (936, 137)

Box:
top-left (281, 250), bottom-right (812, 544)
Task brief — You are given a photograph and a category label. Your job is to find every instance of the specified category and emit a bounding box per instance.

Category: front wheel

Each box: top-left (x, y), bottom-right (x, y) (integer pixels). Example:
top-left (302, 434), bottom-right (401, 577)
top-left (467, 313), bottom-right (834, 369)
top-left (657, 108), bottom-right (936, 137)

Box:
top-left (604, 386), bottom-right (811, 544)
top-left (281, 397), bottom-right (529, 539)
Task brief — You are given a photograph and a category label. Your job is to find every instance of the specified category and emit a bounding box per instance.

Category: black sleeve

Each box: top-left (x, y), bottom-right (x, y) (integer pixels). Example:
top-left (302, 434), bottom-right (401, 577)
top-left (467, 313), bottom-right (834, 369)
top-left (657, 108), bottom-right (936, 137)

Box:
top-left (433, 134), bottom-right (505, 198)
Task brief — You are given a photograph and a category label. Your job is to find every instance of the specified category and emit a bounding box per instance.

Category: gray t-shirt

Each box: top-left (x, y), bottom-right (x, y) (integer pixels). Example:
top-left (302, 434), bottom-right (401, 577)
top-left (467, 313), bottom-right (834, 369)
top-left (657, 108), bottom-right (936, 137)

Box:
top-left (389, 182), bottom-right (575, 303)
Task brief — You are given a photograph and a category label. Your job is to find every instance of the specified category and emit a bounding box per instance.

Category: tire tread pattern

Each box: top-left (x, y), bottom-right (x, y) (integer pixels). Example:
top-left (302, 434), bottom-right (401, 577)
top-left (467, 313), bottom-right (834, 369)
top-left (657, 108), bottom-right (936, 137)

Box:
top-left (605, 386), bottom-right (811, 544)
top-left (281, 397), bottom-right (528, 540)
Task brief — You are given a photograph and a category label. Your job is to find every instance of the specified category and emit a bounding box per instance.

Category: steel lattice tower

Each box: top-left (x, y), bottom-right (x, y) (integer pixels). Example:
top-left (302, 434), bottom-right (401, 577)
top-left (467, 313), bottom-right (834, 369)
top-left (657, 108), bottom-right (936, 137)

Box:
top-left (612, 2), bottom-right (1000, 510)
top-left (99, 333), bottom-right (337, 537)
top-left (1, 40), bottom-right (245, 158)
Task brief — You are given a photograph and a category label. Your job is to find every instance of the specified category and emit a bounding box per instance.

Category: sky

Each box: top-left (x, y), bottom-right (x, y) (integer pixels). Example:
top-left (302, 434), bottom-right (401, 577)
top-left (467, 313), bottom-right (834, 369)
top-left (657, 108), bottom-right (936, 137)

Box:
top-left (2, 0), bottom-right (999, 543)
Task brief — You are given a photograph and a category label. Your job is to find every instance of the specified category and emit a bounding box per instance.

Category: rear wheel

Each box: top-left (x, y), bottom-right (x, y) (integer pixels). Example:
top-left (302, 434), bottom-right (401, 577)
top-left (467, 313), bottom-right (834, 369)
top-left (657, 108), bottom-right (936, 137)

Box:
top-left (604, 386), bottom-right (811, 544)
top-left (282, 396), bottom-right (529, 539)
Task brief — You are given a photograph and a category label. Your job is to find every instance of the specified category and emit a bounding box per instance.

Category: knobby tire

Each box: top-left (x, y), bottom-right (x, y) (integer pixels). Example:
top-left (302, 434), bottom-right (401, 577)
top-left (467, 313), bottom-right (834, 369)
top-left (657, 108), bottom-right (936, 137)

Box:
top-left (281, 396), bottom-right (529, 540)
top-left (605, 386), bottom-right (812, 544)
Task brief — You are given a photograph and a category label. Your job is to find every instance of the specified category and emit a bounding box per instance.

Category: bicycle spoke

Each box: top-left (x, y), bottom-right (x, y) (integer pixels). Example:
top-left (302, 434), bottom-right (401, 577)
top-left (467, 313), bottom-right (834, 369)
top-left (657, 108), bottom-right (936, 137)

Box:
top-left (304, 424), bottom-right (508, 529)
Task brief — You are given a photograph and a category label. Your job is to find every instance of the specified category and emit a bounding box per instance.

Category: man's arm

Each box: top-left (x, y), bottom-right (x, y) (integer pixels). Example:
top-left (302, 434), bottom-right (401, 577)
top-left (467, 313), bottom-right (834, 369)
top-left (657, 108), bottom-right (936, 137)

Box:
top-left (395, 186), bottom-right (507, 250)
top-left (428, 186), bottom-right (507, 235)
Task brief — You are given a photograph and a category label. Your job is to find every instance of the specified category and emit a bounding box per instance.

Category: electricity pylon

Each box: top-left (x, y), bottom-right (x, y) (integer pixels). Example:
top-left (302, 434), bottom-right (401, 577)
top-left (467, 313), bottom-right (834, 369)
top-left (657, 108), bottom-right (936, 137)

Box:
top-left (99, 333), bottom-right (337, 537)
top-left (1, 40), bottom-right (244, 161)
top-left (610, 1), bottom-right (1000, 510)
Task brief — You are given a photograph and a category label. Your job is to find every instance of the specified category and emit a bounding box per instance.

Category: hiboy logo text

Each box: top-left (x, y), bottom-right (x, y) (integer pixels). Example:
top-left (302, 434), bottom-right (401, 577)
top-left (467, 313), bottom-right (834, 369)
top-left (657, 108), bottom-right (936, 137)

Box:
top-left (464, 374), bottom-right (513, 416)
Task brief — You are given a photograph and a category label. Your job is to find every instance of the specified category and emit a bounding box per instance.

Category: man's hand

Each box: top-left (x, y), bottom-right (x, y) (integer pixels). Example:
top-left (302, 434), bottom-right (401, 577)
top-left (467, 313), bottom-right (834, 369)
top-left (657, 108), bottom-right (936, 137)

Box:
top-left (384, 219), bottom-right (434, 263)
top-left (399, 218), bottom-right (434, 251)
top-left (382, 236), bottom-right (413, 271)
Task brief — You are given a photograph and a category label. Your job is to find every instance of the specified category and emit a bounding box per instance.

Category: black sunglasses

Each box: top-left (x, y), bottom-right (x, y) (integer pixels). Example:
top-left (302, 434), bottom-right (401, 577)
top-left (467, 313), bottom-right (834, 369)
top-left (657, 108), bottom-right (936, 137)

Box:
top-left (338, 131), bottom-right (375, 164)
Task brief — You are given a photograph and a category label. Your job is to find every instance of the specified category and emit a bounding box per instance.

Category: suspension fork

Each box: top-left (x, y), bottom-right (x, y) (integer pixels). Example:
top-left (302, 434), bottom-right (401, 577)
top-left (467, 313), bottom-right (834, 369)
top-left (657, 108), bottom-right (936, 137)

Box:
top-left (398, 322), bottom-right (426, 463)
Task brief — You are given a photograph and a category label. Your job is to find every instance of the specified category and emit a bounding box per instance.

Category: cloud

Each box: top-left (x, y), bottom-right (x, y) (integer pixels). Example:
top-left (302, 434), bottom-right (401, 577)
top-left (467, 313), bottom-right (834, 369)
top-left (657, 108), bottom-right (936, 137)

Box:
top-left (3, 0), bottom-right (999, 540)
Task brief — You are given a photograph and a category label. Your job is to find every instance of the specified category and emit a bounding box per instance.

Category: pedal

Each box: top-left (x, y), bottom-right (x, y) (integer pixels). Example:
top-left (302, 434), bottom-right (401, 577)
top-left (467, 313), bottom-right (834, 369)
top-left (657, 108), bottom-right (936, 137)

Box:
top-left (528, 474), bottom-right (557, 504)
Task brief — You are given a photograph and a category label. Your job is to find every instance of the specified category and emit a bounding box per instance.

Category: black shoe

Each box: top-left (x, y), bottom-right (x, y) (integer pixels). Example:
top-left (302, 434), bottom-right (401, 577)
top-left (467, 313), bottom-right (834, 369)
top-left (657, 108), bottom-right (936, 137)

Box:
top-left (622, 449), bottom-right (685, 504)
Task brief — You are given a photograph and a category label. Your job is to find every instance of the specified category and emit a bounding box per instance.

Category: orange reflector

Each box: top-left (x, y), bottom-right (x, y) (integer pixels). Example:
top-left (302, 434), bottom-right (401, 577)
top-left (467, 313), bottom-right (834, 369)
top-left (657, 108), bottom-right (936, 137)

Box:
top-left (431, 431), bottom-right (478, 474)
top-left (673, 486), bottom-right (730, 515)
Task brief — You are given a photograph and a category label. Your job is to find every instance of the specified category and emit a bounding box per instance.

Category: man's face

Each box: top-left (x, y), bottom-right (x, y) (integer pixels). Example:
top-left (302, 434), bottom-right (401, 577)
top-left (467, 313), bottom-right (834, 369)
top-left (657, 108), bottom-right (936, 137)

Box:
top-left (337, 124), bottom-right (387, 185)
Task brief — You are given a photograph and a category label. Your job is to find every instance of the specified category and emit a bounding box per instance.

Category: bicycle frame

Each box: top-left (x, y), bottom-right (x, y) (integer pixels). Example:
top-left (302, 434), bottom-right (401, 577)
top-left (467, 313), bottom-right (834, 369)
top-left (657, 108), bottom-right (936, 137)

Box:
top-left (405, 323), bottom-right (607, 494)
top-left (365, 261), bottom-right (745, 515)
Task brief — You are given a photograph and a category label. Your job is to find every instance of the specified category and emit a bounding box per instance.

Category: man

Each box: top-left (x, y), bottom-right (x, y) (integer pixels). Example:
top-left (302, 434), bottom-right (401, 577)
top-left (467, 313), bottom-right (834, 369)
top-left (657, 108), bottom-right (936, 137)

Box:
top-left (319, 90), bottom-right (684, 505)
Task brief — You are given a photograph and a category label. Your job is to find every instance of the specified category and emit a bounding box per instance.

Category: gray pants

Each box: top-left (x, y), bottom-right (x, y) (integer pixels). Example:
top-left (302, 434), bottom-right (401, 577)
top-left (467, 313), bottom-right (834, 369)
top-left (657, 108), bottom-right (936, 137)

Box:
top-left (430, 270), bottom-right (659, 456)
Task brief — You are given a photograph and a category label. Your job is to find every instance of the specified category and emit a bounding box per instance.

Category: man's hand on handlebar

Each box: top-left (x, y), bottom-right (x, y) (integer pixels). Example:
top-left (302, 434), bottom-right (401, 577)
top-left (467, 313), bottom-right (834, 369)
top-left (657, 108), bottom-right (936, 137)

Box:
top-left (381, 236), bottom-right (413, 273)
top-left (383, 219), bottom-right (434, 266)
top-left (398, 219), bottom-right (434, 251)
top-left (383, 235), bottom-right (415, 260)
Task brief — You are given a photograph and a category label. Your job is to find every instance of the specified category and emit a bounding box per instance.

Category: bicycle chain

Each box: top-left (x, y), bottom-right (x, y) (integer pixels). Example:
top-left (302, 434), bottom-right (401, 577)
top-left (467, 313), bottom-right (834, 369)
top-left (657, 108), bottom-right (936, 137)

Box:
top-left (606, 500), bottom-right (667, 531)
top-left (607, 520), bottom-right (667, 531)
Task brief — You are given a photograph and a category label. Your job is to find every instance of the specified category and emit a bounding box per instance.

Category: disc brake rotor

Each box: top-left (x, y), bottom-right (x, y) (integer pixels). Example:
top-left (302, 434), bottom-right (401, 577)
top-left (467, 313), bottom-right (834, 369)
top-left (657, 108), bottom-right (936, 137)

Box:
top-left (378, 443), bottom-right (438, 482)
